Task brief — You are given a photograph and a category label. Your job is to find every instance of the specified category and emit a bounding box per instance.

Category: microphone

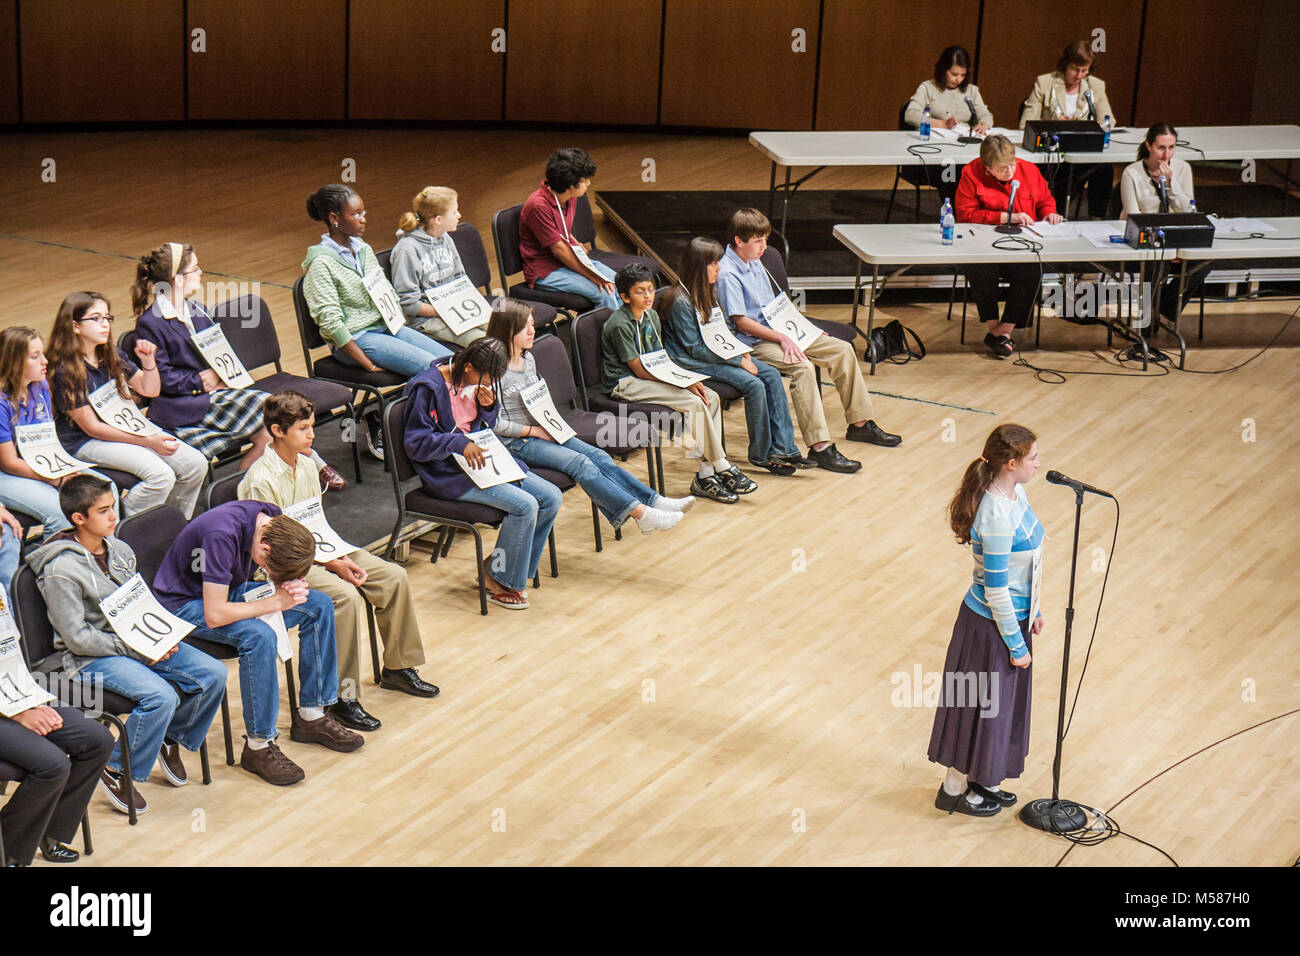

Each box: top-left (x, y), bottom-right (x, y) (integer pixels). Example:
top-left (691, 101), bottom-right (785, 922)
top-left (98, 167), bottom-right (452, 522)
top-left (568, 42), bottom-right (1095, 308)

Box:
top-left (1084, 88), bottom-right (1096, 121)
top-left (997, 179), bottom-right (1022, 233)
top-left (1156, 174), bottom-right (1170, 213)
top-left (1046, 470), bottom-right (1114, 499)
top-left (964, 94), bottom-right (978, 126)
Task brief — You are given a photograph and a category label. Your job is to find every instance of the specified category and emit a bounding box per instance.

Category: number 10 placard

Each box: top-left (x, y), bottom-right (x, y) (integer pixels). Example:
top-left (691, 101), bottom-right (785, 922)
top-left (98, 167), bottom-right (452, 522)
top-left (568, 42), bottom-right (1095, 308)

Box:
top-left (99, 574), bottom-right (194, 660)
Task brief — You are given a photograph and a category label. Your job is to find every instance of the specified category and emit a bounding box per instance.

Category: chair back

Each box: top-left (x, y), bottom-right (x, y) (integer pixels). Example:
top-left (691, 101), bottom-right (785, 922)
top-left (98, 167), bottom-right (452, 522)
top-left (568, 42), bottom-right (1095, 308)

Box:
top-left (376, 247), bottom-right (393, 279)
top-left (529, 333), bottom-right (578, 410)
top-left (291, 277), bottom-right (327, 374)
top-left (897, 101), bottom-right (909, 131)
top-left (118, 328), bottom-right (140, 356)
top-left (491, 204), bottom-right (526, 284)
top-left (570, 307), bottom-right (613, 405)
top-left (213, 294), bottom-right (279, 372)
top-left (450, 223), bottom-right (494, 294)
top-left (572, 194), bottom-right (596, 247)
top-left (759, 246), bottom-right (792, 294)
top-left (384, 396), bottom-right (416, 484)
top-left (10, 566), bottom-right (55, 670)
top-left (207, 473), bottom-right (243, 510)
top-left (117, 504), bottom-right (189, 585)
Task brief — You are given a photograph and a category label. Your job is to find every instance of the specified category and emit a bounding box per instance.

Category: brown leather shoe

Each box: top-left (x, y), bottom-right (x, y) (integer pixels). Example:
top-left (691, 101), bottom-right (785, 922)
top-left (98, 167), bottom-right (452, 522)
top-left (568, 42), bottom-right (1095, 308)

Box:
top-left (290, 711), bottom-right (364, 752)
top-left (98, 769), bottom-right (148, 815)
top-left (319, 465), bottom-right (347, 492)
top-left (239, 737), bottom-right (305, 786)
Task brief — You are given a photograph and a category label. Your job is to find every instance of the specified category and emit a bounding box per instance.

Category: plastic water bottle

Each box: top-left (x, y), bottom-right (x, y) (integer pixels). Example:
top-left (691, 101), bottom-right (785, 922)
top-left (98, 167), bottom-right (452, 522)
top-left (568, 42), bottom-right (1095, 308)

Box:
top-left (941, 199), bottom-right (955, 245)
top-left (1102, 115), bottom-right (1112, 150)
top-left (920, 106), bottom-right (931, 141)
top-left (1189, 199), bottom-right (1198, 214)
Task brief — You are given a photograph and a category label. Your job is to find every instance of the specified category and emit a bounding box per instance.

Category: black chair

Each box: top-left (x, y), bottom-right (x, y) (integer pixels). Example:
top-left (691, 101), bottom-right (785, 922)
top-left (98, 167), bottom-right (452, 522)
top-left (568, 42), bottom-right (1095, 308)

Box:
top-left (451, 222), bottom-right (560, 331)
top-left (291, 276), bottom-right (407, 469)
top-left (887, 102), bottom-right (946, 223)
top-left (382, 397), bottom-right (558, 615)
top-left (573, 194), bottom-right (664, 280)
top-left (492, 204), bottom-right (593, 321)
top-left (758, 247), bottom-right (859, 370)
top-left (651, 286), bottom-right (743, 409)
top-left (569, 308), bottom-right (679, 493)
top-left (1, 757), bottom-right (94, 862)
top-left (211, 295), bottom-right (363, 484)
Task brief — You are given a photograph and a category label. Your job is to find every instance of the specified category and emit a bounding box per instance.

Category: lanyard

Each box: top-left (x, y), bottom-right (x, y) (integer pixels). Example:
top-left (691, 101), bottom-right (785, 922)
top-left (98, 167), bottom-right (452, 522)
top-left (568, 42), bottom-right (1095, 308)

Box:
top-left (632, 312), bottom-right (661, 354)
top-left (550, 190), bottom-right (576, 244)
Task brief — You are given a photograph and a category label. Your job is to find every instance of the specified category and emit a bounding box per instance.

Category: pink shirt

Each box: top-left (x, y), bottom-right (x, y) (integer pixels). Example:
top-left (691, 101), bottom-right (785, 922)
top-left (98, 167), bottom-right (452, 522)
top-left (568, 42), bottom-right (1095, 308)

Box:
top-left (448, 384), bottom-right (480, 434)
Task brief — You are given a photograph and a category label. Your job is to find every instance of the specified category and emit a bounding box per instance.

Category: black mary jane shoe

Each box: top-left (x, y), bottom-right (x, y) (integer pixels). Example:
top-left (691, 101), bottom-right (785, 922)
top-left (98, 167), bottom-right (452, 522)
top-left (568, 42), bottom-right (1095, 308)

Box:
top-left (967, 781), bottom-right (1017, 807)
top-left (40, 838), bottom-right (80, 863)
top-left (934, 785), bottom-right (1001, 817)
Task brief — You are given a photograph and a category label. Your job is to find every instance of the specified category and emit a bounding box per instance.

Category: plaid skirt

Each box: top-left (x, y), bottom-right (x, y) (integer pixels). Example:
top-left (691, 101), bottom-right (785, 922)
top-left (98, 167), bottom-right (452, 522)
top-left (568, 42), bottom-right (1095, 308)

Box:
top-left (172, 388), bottom-right (268, 458)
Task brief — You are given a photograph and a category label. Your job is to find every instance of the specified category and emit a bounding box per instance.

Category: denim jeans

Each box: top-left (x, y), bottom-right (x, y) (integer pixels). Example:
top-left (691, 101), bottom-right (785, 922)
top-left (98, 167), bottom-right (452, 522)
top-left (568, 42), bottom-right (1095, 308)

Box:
top-left (0, 468), bottom-right (118, 540)
top-left (696, 359), bottom-right (798, 461)
top-left (170, 583), bottom-right (339, 740)
top-left (456, 472), bottom-right (562, 591)
top-left (535, 261), bottom-right (620, 311)
top-left (76, 642), bottom-right (227, 782)
top-left (337, 324), bottom-right (452, 377)
top-left (0, 523), bottom-right (20, 607)
top-left (504, 435), bottom-right (656, 529)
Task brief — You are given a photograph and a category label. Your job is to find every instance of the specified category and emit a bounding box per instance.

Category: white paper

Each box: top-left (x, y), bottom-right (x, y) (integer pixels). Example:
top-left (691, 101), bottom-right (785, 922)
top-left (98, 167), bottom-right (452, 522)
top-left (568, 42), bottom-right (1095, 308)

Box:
top-left (362, 267), bottom-right (405, 335)
top-left (519, 379), bottom-right (577, 444)
top-left (639, 349), bottom-right (709, 386)
top-left (424, 275), bottom-right (492, 336)
top-left (1078, 222), bottom-right (1123, 248)
top-left (100, 573), bottom-right (193, 660)
top-left (453, 428), bottom-right (527, 489)
top-left (1029, 547), bottom-right (1044, 627)
top-left (1215, 218), bottom-right (1277, 234)
top-left (0, 609), bottom-right (55, 717)
top-left (282, 496), bottom-right (357, 562)
top-left (569, 242), bottom-right (600, 273)
top-left (191, 325), bottom-right (254, 389)
top-left (14, 422), bottom-right (92, 480)
top-left (698, 306), bottom-right (751, 358)
top-left (89, 381), bottom-right (161, 436)
top-left (242, 582), bottom-right (293, 662)
top-left (760, 293), bottom-right (822, 351)
top-left (1030, 221), bottom-right (1079, 238)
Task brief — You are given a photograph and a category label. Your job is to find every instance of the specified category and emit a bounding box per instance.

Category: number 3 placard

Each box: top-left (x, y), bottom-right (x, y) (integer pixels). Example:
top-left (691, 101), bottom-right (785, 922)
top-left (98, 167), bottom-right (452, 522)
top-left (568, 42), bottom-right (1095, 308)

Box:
top-left (99, 574), bottom-right (194, 660)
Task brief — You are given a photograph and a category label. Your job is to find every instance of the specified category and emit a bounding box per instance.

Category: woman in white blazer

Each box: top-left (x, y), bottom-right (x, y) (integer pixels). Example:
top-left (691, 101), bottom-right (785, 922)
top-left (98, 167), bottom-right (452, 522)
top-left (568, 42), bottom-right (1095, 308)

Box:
top-left (904, 45), bottom-right (992, 203)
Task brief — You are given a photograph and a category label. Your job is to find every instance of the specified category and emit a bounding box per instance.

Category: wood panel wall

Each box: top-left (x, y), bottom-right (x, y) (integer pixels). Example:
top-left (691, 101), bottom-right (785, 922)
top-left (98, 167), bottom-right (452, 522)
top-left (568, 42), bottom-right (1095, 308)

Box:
top-left (0, 1), bottom-right (18, 124)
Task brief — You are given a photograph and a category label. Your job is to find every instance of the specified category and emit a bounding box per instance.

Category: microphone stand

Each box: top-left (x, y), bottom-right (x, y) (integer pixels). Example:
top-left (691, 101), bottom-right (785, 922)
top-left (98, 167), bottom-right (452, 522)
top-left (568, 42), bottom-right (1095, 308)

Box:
top-left (995, 186), bottom-right (1021, 234)
top-left (1019, 485), bottom-right (1089, 833)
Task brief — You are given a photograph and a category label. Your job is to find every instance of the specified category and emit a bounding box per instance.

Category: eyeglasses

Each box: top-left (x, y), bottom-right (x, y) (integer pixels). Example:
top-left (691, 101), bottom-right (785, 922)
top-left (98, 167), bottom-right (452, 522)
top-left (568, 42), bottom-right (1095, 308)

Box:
top-left (178, 267), bottom-right (203, 276)
top-left (76, 314), bottom-right (114, 324)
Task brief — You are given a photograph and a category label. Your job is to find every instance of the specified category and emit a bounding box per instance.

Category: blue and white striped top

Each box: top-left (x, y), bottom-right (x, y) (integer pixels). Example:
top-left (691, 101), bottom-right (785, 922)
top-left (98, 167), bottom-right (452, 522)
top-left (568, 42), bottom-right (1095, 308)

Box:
top-left (963, 485), bottom-right (1044, 657)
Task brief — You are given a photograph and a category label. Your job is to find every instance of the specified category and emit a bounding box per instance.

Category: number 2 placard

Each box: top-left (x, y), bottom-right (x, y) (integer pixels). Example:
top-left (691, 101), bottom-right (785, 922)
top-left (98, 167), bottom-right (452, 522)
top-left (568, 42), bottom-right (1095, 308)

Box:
top-left (99, 574), bottom-right (194, 660)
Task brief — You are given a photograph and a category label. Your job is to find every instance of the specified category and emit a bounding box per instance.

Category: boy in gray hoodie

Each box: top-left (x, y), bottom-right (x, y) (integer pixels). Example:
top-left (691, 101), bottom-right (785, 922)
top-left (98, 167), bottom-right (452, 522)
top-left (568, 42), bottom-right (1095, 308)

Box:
top-left (26, 476), bottom-right (226, 816)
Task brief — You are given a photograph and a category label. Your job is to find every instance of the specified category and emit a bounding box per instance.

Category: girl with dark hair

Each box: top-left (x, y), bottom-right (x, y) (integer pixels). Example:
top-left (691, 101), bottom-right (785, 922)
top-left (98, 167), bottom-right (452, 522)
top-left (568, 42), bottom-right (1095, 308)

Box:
top-left (928, 424), bottom-right (1044, 817)
top-left (486, 299), bottom-right (689, 536)
top-left (48, 291), bottom-right (208, 518)
top-left (402, 337), bottom-right (560, 610)
top-left (904, 45), bottom-right (992, 134)
top-left (661, 237), bottom-right (801, 476)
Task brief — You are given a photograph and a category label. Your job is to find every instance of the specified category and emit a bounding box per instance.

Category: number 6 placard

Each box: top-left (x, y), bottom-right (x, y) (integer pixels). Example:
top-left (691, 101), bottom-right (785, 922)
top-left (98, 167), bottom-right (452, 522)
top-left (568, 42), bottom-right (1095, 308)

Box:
top-left (191, 325), bottom-right (254, 388)
top-left (425, 276), bottom-right (492, 336)
top-left (100, 574), bottom-right (194, 660)
top-left (14, 422), bottom-right (93, 480)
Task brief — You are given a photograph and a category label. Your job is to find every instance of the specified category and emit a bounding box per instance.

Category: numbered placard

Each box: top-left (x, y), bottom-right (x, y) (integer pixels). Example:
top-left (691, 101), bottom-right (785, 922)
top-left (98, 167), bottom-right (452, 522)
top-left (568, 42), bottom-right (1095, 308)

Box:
top-left (90, 381), bottom-right (161, 436)
top-left (242, 583), bottom-right (293, 661)
top-left (14, 422), bottom-right (92, 480)
top-left (640, 350), bottom-right (709, 386)
top-left (0, 609), bottom-right (55, 717)
top-left (569, 242), bottom-right (600, 274)
top-left (363, 267), bottom-right (405, 335)
top-left (282, 496), bottom-right (356, 562)
top-left (761, 293), bottom-right (823, 351)
top-left (99, 574), bottom-right (194, 660)
top-left (425, 276), bottom-right (492, 336)
top-left (453, 428), bottom-right (527, 489)
top-left (1029, 547), bottom-right (1044, 627)
top-left (519, 379), bottom-right (576, 444)
top-left (698, 306), bottom-right (751, 358)
top-left (191, 325), bottom-right (254, 389)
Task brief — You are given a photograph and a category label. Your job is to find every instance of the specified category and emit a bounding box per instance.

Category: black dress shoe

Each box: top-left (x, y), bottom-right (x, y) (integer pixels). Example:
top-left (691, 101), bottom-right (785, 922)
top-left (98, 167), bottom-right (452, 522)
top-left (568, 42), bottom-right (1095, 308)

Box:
top-left (327, 698), bottom-right (382, 731)
top-left (934, 785), bottom-right (1001, 817)
top-left (717, 465), bottom-right (757, 495)
top-left (380, 667), bottom-right (440, 699)
top-left (776, 452), bottom-right (818, 470)
top-left (748, 457), bottom-right (798, 476)
top-left (40, 837), bottom-right (80, 863)
top-left (967, 781), bottom-right (1017, 806)
top-left (809, 443), bottom-right (862, 474)
top-left (846, 420), bottom-right (902, 447)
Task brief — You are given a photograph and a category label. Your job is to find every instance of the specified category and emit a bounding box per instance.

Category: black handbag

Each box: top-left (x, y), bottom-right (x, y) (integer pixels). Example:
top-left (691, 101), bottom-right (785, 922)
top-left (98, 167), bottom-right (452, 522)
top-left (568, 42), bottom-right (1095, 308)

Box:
top-left (867, 319), bottom-right (926, 364)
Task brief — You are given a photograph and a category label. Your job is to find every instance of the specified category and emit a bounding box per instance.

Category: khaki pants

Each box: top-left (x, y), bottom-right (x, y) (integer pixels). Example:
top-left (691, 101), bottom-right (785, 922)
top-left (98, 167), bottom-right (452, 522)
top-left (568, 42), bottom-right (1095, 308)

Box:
top-left (611, 376), bottom-right (726, 463)
top-left (306, 549), bottom-right (425, 700)
top-left (750, 335), bottom-right (875, 447)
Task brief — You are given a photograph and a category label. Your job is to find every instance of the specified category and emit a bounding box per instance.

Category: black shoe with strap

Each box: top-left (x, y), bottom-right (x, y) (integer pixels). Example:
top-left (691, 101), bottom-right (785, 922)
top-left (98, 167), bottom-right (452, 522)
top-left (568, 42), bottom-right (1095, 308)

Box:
top-left (967, 781), bottom-right (1017, 806)
top-left (934, 784), bottom-right (1001, 817)
top-left (748, 457), bottom-right (798, 476)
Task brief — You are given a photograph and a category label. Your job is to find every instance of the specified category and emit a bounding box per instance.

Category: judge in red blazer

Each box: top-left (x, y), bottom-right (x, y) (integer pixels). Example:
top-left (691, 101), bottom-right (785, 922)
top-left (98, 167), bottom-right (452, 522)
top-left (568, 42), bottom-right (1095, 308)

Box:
top-left (955, 135), bottom-right (1063, 357)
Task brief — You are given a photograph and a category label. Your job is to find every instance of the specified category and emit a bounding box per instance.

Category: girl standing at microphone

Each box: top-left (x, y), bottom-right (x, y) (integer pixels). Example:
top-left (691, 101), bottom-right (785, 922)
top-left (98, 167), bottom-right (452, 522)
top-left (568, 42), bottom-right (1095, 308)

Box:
top-left (929, 423), bottom-right (1044, 817)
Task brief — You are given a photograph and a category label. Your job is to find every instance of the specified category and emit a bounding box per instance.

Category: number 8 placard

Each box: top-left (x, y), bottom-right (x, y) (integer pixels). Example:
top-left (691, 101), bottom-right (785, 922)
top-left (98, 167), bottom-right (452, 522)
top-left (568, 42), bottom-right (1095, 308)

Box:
top-left (426, 276), bottom-right (492, 336)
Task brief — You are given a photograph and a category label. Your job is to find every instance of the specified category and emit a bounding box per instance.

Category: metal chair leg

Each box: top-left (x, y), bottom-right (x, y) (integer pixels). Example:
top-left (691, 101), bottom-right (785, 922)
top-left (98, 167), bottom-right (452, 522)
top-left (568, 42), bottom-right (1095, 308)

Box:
top-left (472, 528), bottom-right (488, 616)
top-left (591, 501), bottom-right (603, 552)
top-left (960, 282), bottom-right (969, 344)
top-left (885, 169), bottom-right (900, 223)
top-left (285, 662), bottom-right (298, 714)
top-left (81, 813), bottom-right (93, 856)
top-left (221, 690), bottom-right (234, 765)
top-left (548, 530), bottom-right (558, 578)
top-left (366, 601), bottom-right (381, 684)
top-left (199, 740), bottom-right (212, 785)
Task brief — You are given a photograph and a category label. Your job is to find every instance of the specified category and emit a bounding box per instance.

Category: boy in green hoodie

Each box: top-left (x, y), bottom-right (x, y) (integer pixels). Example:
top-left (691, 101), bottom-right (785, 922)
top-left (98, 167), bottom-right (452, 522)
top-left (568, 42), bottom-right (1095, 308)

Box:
top-left (26, 475), bottom-right (227, 817)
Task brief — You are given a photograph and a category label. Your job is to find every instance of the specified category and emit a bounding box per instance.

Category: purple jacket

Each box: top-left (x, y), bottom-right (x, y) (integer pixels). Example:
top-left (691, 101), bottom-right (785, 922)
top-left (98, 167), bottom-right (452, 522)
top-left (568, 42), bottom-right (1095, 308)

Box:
top-left (403, 360), bottom-right (529, 500)
top-left (134, 299), bottom-right (217, 429)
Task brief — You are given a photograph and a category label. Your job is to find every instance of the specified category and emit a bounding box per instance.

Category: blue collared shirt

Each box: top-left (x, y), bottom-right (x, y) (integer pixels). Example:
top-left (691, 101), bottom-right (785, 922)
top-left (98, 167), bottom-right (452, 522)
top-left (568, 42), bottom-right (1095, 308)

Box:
top-left (715, 246), bottom-right (777, 345)
top-left (320, 233), bottom-right (364, 272)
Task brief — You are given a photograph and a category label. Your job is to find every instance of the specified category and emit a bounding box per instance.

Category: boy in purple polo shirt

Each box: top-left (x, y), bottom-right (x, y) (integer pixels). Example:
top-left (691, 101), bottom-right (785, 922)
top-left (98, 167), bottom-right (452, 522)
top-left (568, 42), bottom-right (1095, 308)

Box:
top-left (152, 501), bottom-right (362, 785)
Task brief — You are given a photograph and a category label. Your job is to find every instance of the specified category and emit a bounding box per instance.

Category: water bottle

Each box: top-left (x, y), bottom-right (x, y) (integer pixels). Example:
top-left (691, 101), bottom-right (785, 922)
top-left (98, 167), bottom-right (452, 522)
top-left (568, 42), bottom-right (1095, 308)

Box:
top-left (1189, 199), bottom-right (1198, 214)
top-left (941, 199), bottom-right (954, 246)
top-left (1102, 114), bottom-right (1112, 150)
top-left (920, 106), bottom-right (931, 141)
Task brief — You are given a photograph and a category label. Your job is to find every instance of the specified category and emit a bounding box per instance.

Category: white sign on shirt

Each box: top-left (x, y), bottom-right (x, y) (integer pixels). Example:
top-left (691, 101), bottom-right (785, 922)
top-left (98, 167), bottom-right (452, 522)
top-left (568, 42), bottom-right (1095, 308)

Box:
top-left (519, 380), bottom-right (577, 444)
top-left (242, 582), bottom-right (293, 661)
top-left (99, 574), bottom-right (193, 660)
top-left (424, 276), bottom-right (492, 336)
top-left (699, 306), bottom-right (751, 358)
top-left (89, 381), bottom-right (161, 436)
top-left (639, 350), bottom-right (709, 386)
top-left (191, 325), bottom-right (254, 389)
top-left (14, 422), bottom-right (92, 480)
top-left (760, 293), bottom-right (823, 350)
top-left (1029, 546), bottom-right (1044, 627)
top-left (362, 267), bottom-right (406, 335)
top-left (0, 610), bottom-right (55, 717)
top-left (453, 428), bottom-right (526, 489)
top-left (282, 496), bottom-right (356, 562)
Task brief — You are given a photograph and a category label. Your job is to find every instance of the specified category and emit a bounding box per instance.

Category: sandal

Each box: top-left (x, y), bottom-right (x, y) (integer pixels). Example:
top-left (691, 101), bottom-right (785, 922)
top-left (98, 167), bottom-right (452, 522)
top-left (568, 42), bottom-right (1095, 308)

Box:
top-left (487, 588), bottom-right (529, 610)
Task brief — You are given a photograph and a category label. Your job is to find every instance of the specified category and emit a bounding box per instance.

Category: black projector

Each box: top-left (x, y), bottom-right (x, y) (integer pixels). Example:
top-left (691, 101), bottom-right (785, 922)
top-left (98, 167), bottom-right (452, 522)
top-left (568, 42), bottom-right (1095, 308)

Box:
top-left (1023, 119), bottom-right (1106, 152)
top-left (1124, 213), bottom-right (1216, 249)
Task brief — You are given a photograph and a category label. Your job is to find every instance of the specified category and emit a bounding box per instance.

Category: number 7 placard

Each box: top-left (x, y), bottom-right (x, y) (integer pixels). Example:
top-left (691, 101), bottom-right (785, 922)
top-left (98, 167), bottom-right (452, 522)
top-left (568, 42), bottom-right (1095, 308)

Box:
top-left (99, 574), bottom-right (194, 660)
top-left (453, 428), bottom-right (526, 489)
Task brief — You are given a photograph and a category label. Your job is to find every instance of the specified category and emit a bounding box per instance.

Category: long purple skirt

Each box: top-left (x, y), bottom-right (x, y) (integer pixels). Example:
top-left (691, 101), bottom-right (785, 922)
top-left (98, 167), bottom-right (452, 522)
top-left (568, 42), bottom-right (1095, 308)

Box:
top-left (927, 601), bottom-right (1033, 787)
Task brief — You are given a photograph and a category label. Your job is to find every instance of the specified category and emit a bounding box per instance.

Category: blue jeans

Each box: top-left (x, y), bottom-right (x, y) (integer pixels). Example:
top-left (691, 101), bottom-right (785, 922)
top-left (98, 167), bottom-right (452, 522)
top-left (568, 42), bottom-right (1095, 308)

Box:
top-left (504, 435), bottom-right (656, 529)
top-left (0, 523), bottom-right (19, 606)
top-left (535, 260), bottom-right (620, 311)
top-left (699, 360), bottom-right (798, 461)
top-left (337, 325), bottom-right (452, 377)
top-left (170, 583), bottom-right (339, 740)
top-left (76, 642), bottom-right (227, 782)
top-left (0, 468), bottom-right (118, 540)
top-left (457, 472), bottom-right (562, 591)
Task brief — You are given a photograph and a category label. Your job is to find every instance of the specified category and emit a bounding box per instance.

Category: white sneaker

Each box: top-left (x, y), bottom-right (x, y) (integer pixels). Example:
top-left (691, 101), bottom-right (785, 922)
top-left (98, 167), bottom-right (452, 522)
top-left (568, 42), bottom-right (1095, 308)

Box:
top-left (634, 507), bottom-right (683, 535)
top-left (654, 495), bottom-right (696, 514)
